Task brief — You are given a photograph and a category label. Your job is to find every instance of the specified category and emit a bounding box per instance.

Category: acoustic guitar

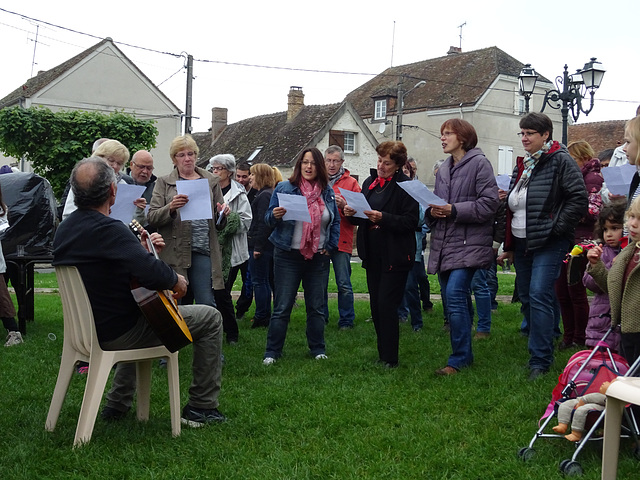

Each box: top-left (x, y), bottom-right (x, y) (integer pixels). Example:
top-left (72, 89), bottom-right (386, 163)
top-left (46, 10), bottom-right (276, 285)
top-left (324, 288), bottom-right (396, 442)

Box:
top-left (129, 220), bottom-right (192, 352)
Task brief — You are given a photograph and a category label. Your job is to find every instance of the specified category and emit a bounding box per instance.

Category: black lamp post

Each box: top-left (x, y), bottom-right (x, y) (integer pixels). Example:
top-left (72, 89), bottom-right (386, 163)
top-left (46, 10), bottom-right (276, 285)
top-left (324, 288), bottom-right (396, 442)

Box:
top-left (396, 78), bottom-right (426, 141)
top-left (519, 58), bottom-right (605, 145)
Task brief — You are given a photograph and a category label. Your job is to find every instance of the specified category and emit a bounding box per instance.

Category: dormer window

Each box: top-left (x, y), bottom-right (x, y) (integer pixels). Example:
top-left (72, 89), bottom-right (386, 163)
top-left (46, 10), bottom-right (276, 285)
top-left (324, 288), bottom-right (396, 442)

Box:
top-left (247, 146), bottom-right (263, 162)
top-left (374, 99), bottom-right (387, 120)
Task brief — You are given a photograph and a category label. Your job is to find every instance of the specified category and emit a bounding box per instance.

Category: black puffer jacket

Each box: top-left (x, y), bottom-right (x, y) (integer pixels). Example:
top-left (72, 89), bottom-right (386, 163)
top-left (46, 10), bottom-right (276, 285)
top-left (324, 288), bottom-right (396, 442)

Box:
top-left (504, 142), bottom-right (587, 252)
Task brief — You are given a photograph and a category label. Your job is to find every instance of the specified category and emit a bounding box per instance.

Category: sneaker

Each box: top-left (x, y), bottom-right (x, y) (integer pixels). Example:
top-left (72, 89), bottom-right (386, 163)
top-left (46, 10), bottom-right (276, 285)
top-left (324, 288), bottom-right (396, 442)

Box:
top-left (181, 405), bottom-right (227, 427)
top-left (314, 354), bottom-right (328, 360)
top-left (4, 331), bottom-right (23, 347)
top-left (474, 332), bottom-right (490, 340)
top-left (398, 316), bottom-right (408, 323)
top-left (263, 357), bottom-right (276, 366)
top-left (101, 405), bottom-right (130, 421)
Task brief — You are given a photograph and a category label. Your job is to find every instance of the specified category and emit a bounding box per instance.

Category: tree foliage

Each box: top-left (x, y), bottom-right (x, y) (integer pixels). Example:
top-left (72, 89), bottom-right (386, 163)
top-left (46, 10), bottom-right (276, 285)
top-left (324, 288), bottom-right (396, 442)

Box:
top-left (0, 107), bottom-right (158, 198)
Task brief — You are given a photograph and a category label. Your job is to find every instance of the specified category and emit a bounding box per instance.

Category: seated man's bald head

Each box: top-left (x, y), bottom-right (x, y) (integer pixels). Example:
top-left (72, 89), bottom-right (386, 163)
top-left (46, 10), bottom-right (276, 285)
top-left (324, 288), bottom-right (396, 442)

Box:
top-left (71, 157), bottom-right (117, 210)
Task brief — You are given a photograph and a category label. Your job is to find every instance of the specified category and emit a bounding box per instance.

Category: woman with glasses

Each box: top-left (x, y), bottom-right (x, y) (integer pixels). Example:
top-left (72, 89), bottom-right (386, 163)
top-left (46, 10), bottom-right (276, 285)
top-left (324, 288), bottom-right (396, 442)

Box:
top-left (498, 112), bottom-right (587, 381)
top-left (343, 141), bottom-right (419, 368)
top-left (426, 121), bottom-right (499, 376)
top-left (208, 154), bottom-right (252, 343)
top-left (262, 148), bottom-right (340, 365)
top-left (148, 135), bottom-right (229, 323)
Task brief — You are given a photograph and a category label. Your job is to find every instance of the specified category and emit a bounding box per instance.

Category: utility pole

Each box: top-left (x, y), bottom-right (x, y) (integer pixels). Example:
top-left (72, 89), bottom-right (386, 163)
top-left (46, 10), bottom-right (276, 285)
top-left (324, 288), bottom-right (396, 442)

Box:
top-left (184, 54), bottom-right (193, 135)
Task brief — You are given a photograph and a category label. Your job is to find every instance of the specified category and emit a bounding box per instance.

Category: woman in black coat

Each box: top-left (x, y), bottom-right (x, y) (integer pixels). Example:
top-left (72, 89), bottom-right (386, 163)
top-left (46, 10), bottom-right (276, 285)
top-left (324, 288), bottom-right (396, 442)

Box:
top-left (344, 141), bottom-right (419, 367)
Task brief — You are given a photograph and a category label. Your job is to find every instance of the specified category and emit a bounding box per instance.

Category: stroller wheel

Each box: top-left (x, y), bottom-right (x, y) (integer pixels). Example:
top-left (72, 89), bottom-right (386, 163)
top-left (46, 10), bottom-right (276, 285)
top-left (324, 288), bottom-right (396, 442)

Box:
top-left (559, 460), bottom-right (583, 476)
top-left (517, 447), bottom-right (535, 461)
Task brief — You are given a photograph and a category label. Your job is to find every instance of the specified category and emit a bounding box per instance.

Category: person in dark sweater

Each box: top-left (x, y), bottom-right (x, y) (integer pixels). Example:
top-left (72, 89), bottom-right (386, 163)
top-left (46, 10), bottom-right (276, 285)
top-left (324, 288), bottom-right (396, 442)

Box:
top-left (53, 157), bottom-right (226, 427)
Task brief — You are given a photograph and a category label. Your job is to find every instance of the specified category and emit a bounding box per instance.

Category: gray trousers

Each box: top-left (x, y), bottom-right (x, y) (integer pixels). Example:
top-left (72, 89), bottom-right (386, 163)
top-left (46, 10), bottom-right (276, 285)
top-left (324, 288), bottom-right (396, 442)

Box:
top-left (101, 304), bottom-right (223, 411)
top-left (557, 397), bottom-right (606, 432)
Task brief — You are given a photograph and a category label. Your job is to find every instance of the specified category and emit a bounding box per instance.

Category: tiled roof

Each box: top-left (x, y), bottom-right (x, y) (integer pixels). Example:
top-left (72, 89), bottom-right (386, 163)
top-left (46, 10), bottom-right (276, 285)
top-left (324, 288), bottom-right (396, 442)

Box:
top-left (195, 103), bottom-right (342, 167)
top-left (345, 46), bottom-right (540, 117)
top-left (568, 120), bottom-right (626, 154)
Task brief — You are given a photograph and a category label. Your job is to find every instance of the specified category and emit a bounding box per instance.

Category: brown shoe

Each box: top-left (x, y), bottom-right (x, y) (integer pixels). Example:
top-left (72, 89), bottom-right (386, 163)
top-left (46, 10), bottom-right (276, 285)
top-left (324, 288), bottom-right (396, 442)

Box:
top-left (435, 366), bottom-right (458, 376)
top-left (474, 332), bottom-right (490, 340)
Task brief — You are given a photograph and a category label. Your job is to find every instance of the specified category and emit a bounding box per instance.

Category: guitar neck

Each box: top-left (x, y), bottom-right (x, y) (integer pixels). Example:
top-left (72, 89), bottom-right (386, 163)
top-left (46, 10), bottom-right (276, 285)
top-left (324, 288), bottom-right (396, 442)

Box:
top-left (146, 236), bottom-right (160, 260)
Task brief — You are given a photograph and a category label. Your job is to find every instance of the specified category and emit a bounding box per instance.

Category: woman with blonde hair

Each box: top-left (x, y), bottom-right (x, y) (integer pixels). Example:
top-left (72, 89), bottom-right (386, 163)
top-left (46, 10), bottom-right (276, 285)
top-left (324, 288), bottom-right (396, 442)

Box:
top-left (247, 163), bottom-right (277, 328)
top-left (148, 135), bottom-right (234, 339)
top-left (62, 139), bottom-right (133, 220)
top-left (625, 115), bottom-right (640, 207)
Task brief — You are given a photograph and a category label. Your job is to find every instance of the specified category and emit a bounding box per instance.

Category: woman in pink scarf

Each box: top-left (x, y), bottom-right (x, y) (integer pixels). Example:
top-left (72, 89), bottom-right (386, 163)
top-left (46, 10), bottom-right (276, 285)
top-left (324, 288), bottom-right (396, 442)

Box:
top-left (262, 148), bottom-right (340, 365)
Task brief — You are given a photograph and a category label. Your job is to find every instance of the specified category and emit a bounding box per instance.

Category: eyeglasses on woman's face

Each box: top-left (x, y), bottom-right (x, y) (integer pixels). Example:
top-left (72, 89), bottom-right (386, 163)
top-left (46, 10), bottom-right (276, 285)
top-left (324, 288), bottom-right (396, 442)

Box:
top-left (517, 130), bottom-right (539, 139)
top-left (175, 151), bottom-right (196, 159)
top-left (211, 165), bottom-right (226, 172)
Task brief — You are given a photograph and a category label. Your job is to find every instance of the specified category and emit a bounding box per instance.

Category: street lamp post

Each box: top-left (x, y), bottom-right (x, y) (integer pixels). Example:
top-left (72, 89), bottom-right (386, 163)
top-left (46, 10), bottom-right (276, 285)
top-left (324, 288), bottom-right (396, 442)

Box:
top-left (396, 78), bottom-right (426, 141)
top-left (518, 64), bottom-right (538, 113)
top-left (518, 58), bottom-right (605, 145)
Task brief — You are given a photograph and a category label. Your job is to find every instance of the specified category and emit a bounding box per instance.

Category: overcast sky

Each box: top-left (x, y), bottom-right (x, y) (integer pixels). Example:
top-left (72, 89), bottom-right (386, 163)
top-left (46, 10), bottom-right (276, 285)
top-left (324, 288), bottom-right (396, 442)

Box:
top-left (1, 1), bottom-right (638, 135)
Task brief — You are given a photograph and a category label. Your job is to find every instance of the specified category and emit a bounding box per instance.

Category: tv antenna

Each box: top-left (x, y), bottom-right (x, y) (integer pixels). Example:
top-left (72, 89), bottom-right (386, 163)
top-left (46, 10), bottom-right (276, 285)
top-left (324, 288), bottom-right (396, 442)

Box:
top-left (458, 22), bottom-right (466, 50)
top-left (390, 20), bottom-right (396, 67)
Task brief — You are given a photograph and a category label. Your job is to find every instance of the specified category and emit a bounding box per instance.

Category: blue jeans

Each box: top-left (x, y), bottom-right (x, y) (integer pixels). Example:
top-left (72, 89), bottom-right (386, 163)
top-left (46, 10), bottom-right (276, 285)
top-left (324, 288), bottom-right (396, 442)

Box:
top-left (439, 268), bottom-right (476, 370)
top-left (398, 261), bottom-right (423, 329)
top-left (265, 248), bottom-right (330, 358)
top-left (514, 237), bottom-right (569, 371)
top-left (324, 250), bottom-right (355, 327)
top-left (249, 249), bottom-right (273, 324)
top-left (187, 252), bottom-right (217, 308)
top-left (470, 268), bottom-right (492, 333)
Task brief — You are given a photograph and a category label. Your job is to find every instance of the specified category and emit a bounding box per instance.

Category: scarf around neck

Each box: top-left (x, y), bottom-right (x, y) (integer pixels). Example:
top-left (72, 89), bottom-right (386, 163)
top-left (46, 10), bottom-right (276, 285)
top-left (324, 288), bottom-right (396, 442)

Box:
top-left (299, 178), bottom-right (325, 259)
top-left (520, 140), bottom-right (552, 184)
top-left (328, 166), bottom-right (345, 187)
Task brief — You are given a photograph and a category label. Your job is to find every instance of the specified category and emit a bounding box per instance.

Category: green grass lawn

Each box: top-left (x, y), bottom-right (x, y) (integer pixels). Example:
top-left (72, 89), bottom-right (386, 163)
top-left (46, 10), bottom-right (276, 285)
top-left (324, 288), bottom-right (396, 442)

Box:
top-left (6, 270), bottom-right (634, 479)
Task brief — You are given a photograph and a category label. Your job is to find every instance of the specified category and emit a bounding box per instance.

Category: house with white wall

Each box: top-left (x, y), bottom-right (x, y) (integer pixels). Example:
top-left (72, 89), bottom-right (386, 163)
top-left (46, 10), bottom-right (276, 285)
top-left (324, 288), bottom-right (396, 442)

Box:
top-left (194, 87), bottom-right (378, 183)
top-left (345, 46), bottom-right (561, 185)
top-left (0, 38), bottom-right (181, 177)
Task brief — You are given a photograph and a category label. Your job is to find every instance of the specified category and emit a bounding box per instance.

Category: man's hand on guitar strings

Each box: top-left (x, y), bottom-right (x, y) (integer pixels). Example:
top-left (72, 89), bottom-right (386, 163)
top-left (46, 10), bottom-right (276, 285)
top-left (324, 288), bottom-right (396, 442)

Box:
top-left (148, 233), bottom-right (166, 255)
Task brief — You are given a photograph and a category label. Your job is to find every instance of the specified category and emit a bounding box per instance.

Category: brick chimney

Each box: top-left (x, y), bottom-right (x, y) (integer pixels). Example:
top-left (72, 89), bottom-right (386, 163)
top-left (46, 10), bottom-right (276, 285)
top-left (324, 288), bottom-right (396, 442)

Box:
top-left (447, 46), bottom-right (462, 55)
top-left (211, 107), bottom-right (227, 142)
top-left (287, 86), bottom-right (304, 122)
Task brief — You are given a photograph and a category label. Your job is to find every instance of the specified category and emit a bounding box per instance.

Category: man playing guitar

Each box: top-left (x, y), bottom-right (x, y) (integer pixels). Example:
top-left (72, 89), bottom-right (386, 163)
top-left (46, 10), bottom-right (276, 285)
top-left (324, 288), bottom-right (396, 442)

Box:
top-left (53, 157), bottom-right (226, 427)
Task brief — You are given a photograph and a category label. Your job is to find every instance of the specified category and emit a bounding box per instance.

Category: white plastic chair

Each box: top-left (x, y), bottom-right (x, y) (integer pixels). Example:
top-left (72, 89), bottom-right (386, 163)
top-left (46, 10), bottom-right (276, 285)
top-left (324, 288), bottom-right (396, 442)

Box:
top-left (601, 377), bottom-right (640, 479)
top-left (46, 265), bottom-right (181, 447)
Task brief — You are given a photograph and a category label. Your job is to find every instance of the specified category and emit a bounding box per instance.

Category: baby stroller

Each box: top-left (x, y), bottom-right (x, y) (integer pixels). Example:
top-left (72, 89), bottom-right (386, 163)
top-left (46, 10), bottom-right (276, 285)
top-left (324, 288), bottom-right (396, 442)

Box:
top-left (518, 329), bottom-right (640, 475)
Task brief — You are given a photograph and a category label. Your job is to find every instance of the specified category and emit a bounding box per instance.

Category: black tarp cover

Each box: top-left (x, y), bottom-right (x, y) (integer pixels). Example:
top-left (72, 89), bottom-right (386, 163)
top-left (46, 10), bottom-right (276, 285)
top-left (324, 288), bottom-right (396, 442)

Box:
top-left (0, 172), bottom-right (58, 256)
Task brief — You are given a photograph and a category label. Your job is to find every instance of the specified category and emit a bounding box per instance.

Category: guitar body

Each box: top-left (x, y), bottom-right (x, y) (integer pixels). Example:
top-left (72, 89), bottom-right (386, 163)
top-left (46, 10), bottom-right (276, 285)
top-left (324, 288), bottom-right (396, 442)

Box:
top-left (131, 284), bottom-right (193, 352)
top-left (129, 220), bottom-right (193, 352)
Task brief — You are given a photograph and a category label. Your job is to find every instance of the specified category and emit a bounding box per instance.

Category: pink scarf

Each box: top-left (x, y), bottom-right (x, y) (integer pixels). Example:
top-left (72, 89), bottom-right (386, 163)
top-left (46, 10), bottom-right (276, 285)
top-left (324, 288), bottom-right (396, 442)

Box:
top-left (299, 178), bottom-right (325, 259)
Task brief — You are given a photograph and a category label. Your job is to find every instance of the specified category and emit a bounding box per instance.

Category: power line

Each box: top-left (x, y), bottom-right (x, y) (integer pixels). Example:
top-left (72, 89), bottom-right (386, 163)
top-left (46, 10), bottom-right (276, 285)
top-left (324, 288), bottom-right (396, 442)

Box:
top-left (1, 7), bottom-right (637, 109)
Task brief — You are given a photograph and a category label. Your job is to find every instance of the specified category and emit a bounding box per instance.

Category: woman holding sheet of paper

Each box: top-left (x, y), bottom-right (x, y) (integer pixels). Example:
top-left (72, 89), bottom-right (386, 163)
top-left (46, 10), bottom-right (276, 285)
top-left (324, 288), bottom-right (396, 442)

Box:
top-left (426, 118), bottom-right (499, 376)
top-left (261, 148), bottom-right (340, 365)
top-left (343, 141), bottom-right (419, 368)
top-left (148, 134), bottom-right (229, 317)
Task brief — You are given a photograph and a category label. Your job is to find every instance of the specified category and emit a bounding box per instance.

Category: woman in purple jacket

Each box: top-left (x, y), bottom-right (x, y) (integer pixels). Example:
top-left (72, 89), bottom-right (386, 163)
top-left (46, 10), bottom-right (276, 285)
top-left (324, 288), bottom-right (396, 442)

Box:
top-left (427, 119), bottom-right (499, 376)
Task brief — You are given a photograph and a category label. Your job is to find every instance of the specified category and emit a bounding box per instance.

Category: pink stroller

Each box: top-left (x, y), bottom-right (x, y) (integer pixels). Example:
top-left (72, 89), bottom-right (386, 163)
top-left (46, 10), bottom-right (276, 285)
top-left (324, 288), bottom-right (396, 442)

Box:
top-left (518, 329), bottom-right (639, 475)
